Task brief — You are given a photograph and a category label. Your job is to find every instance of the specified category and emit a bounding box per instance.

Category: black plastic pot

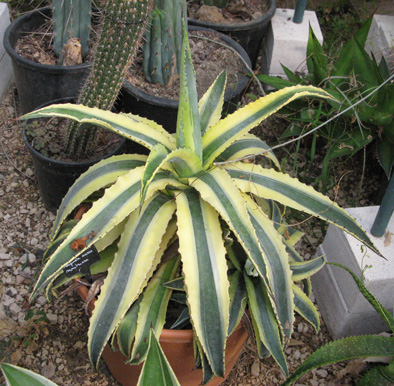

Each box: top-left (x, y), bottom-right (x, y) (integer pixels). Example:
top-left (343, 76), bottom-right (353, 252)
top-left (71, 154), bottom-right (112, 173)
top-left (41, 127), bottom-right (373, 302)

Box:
top-left (23, 98), bottom-right (125, 213)
top-left (188, 0), bottom-right (276, 69)
top-left (119, 26), bottom-right (252, 134)
top-left (3, 6), bottom-right (92, 114)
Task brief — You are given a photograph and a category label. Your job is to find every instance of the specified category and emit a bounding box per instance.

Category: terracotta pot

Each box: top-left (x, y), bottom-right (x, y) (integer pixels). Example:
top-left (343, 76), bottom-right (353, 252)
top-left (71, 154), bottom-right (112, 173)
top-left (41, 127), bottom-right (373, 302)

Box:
top-left (77, 283), bottom-right (248, 386)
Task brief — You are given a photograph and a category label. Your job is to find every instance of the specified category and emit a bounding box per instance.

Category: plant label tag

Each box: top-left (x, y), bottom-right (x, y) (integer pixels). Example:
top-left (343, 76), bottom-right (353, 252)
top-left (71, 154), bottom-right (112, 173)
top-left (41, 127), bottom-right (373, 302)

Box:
top-left (63, 245), bottom-right (101, 279)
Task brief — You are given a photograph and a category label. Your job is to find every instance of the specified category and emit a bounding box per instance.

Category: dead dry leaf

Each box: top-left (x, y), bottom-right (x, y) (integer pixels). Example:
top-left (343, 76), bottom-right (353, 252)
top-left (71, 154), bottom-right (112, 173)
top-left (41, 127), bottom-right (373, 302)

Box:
top-left (337, 358), bottom-right (366, 378)
top-left (11, 349), bottom-right (23, 365)
top-left (0, 314), bottom-right (16, 339)
top-left (384, 231), bottom-right (392, 247)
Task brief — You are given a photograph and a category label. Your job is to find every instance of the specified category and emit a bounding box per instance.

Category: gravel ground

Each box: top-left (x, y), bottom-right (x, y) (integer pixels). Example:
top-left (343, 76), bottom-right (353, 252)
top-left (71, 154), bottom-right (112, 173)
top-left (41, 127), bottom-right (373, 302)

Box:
top-left (0, 85), bottom-right (383, 385)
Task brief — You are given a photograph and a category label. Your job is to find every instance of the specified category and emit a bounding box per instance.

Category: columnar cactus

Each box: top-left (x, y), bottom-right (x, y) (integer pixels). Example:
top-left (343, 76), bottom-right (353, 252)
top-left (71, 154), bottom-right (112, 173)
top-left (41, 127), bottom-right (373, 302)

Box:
top-left (66, 0), bottom-right (153, 155)
top-left (52, 0), bottom-right (92, 58)
top-left (142, 0), bottom-right (183, 86)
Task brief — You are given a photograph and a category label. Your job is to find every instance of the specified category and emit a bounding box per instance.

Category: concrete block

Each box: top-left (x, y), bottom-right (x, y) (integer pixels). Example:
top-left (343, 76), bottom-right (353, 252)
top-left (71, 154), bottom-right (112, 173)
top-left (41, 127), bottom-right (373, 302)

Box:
top-left (312, 206), bottom-right (394, 339)
top-left (365, 14), bottom-right (394, 71)
top-left (0, 2), bottom-right (13, 100)
top-left (261, 8), bottom-right (323, 78)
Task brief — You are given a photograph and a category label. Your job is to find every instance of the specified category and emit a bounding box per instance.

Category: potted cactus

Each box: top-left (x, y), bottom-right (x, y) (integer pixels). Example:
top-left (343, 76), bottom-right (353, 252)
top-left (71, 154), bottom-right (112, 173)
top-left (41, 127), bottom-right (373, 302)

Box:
top-left (21, 0), bottom-right (153, 212)
top-left (188, 0), bottom-right (277, 68)
top-left (20, 24), bottom-right (381, 386)
top-left (4, 0), bottom-right (94, 113)
top-left (120, 0), bottom-right (251, 132)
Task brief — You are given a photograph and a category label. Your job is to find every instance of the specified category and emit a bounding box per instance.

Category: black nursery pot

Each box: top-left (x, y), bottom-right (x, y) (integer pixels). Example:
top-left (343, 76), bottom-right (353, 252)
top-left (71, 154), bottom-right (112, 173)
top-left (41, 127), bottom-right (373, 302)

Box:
top-left (3, 6), bottom-right (92, 114)
top-left (23, 98), bottom-right (125, 213)
top-left (188, 0), bottom-right (276, 69)
top-left (118, 26), bottom-right (252, 134)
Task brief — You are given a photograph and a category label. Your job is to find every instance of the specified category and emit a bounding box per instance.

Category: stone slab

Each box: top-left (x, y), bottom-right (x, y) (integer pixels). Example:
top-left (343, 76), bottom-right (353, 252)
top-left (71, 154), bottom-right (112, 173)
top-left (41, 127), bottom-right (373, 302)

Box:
top-left (312, 206), bottom-right (394, 339)
top-left (365, 14), bottom-right (394, 71)
top-left (261, 8), bottom-right (323, 78)
top-left (0, 2), bottom-right (13, 100)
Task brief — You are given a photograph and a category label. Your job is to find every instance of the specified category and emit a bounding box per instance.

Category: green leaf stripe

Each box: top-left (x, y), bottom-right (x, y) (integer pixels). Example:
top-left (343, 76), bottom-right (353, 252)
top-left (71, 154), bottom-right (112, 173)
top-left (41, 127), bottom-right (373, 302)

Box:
top-left (215, 134), bottom-right (280, 169)
top-left (176, 188), bottom-right (229, 377)
top-left (21, 104), bottom-right (176, 151)
top-left (202, 86), bottom-right (335, 166)
top-left (51, 154), bottom-right (147, 240)
top-left (31, 167), bottom-right (145, 299)
top-left (290, 255), bottom-right (326, 281)
top-left (293, 284), bottom-right (320, 333)
top-left (244, 274), bottom-right (288, 376)
top-left (226, 162), bottom-right (379, 255)
top-left (88, 193), bottom-right (176, 367)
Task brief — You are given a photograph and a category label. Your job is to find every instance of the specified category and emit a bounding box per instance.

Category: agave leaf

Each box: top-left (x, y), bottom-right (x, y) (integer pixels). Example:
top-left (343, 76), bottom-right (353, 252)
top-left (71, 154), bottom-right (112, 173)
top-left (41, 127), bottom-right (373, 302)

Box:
top-left (140, 144), bottom-right (169, 207)
top-left (88, 193), bottom-right (176, 367)
top-left (215, 133), bottom-right (280, 169)
top-left (170, 307), bottom-right (190, 330)
top-left (228, 270), bottom-right (247, 336)
top-left (117, 296), bottom-right (142, 357)
top-left (293, 284), bottom-right (319, 333)
top-left (225, 162), bottom-right (380, 255)
top-left (377, 135), bottom-right (394, 179)
top-left (290, 255), bottom-right (326, 282)
top-left (202, 86), bottom-right (335, 167)
top-left (190, 168), bottom-right (271, 290)
top-left (136, 330), bottom-right (181, 386)
top-left (244, 273), bottom-right (289, 376)
top-left (199, 71), bottom-right (226, 135)
top-left (282, 336), bottom-right (394, 386)
top-left (176, 188), bottom-right (229, 377)
top-left (1, 363), bottom-right (58, 386)
top-left (176, 24), bottom-right (202, 160)
top-left (20, 104), bottom-right (176, 151)
top-left (130, 257), bottom-right (180, 364)
top-left (50, 155), bottom-right (147, 241)
top-left (244, 194), bottom-right (294, 341)
top-left (195, 336), bottom-right (215, 385)
top-left (163, 277), bottom-right (185, 290)
top-left (357, 364), bottom-right (394, 386)
top-left (31, 167), bottom-right (145, 299)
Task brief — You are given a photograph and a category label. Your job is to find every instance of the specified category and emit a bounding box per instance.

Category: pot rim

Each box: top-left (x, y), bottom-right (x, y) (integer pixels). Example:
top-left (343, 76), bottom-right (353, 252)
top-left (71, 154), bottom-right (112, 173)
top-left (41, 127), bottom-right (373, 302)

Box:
top-left (122, 25), bottom-right (252, 108)
top-left (188, 0), bottom-right (276, 31)
top-left (4, 6), bottom-right (92, 72)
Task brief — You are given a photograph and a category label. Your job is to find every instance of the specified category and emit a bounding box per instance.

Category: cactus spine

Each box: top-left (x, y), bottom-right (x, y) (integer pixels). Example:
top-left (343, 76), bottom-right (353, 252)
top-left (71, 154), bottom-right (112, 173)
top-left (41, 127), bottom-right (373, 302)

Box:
top-left (52, 0), bottom-right (92, 58)
top-left (142, 0), bottom-right (183, 86)
top-left (66, 0), bottom-right (153, 155)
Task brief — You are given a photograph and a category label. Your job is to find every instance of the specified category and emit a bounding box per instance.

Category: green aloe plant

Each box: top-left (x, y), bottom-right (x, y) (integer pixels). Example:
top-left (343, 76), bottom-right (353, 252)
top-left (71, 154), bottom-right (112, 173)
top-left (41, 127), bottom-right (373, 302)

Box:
top-left (21, 25), bottom-right (380, 384)
top-left (259, 16), bottom-right (394, 188)
top-left (283, 263), bottom-right (394, 386)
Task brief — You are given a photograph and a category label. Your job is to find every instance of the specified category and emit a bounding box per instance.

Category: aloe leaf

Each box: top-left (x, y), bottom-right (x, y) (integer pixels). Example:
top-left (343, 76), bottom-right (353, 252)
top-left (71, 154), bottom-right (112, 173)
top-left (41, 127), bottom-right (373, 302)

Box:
top-left (306, 27), bottom-right (328, 85)
top-left (130, 257), bottom-right (180, 364)
top-left (50, 154), bottom-right (147, 241)
top-left (20, 104), bottom-right (176, 151)
top-left (136, 330), bottom-right (181, 386)
top-left (1, 363), bottom-right (58, 386)
top-left (244, 274), bottom-right (289, 376)
top-left (244, 194), bottom-right (294, 341)
top-left (88, 194), bottom-right (176, 367)
top-left (176, 188), bottom-right (230, 377)
top-left (31, 167), bottom-right (145, 299)
top-left (215, 133), bottom-right (280, 169)
top-left (282, 336), bottom-right (394, 386)
top-left (329, 263), bottom-right (394, 332)
top-left (293, 284), bottom-right (320, 333)
top-left (202, 86), bottom-right (335, 167)
top-left (225, 162), bottom-right (380, 256)
top-left (357, 364), bottom-right (394, 386)
top-left (290, 255), bottom-right (325, 281)
top-left (199, 71), bottom-right (226, 135)
top-left (176, 24), bottom-right (202, 160)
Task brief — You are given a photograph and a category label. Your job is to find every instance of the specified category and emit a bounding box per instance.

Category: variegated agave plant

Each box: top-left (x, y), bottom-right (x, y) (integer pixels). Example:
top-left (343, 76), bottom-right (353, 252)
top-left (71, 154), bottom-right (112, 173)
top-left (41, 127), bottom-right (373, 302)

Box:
top-left (22, 28), bottom-right (379, 384)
